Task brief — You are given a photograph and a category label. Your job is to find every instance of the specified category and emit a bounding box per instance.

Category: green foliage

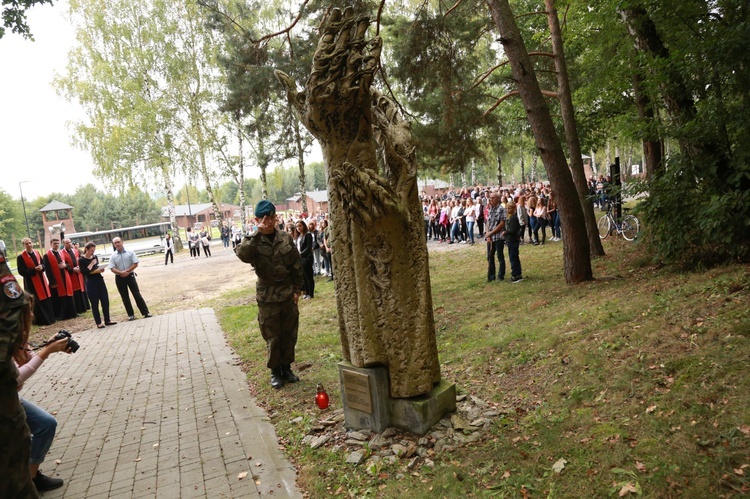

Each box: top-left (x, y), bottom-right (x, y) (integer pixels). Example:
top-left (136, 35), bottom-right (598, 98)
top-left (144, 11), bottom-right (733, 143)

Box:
top-left (0, 0), bottom-right (52, 39)
top-left (634, 157), bottom-right (750, 266)
top-left (385, 1), bottom-right (496, 172)
top-left (0, 188), bottom-right (25, 246)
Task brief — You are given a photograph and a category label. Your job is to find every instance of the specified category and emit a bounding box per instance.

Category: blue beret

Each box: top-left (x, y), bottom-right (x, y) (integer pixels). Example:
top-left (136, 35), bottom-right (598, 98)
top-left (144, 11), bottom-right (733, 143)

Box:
top-left (254, 200), bottom-right (276, 218)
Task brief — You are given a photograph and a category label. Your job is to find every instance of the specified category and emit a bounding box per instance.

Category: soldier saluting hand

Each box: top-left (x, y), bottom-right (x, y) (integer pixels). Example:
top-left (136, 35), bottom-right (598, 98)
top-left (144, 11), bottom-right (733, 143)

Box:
top-left (236, 200), bottom-right (304, 389)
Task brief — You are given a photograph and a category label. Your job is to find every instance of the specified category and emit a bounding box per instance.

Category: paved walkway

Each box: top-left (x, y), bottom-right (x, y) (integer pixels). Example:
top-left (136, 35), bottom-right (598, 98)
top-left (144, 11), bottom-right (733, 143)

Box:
top-left (23, 309), bottom-right (302, 498)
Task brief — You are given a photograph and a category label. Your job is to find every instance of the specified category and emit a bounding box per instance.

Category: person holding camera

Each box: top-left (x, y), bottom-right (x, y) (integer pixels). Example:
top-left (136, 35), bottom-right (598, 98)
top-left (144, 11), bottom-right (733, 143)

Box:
top-left (14, 297), bottom-right (73, 492)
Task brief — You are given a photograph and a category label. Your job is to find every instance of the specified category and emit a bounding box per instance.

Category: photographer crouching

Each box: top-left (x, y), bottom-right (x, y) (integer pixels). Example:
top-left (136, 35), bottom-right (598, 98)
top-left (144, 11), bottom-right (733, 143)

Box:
top-left (13, 298), bottom-right (75, 492)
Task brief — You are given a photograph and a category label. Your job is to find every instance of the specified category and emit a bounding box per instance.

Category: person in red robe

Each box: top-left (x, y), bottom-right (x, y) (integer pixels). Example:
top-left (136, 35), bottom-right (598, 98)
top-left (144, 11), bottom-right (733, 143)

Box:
top-left (43, 238), bottom-right (77, 320)
top-left (62, 238), bottom-right (90, 314)
top-left (15, 238), bottom-right (56, 326)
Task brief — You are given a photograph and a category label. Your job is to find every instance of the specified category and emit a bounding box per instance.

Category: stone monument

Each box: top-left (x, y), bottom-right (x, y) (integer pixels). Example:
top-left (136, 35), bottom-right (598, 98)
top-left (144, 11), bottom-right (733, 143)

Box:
top-left (276, 7), bottom-right (455, 434)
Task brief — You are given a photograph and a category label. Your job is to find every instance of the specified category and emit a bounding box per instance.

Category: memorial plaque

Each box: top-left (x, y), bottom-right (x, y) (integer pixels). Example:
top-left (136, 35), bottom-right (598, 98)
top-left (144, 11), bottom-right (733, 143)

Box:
top-left (342, 369), bottom-right (372, 413)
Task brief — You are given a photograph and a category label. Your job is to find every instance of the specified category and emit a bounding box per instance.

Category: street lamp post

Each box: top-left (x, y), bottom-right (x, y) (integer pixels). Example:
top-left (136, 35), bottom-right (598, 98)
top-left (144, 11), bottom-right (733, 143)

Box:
top-left (19, 181), bottom-right (31, 239)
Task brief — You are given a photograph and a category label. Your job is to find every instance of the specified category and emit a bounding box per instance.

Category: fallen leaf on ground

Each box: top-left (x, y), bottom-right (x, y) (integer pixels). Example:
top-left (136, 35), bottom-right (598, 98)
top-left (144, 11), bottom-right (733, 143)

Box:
top-left (238, 471), bottom-right (248, 480)
top-left (646, 405), bottom-right (657, 413)
top-left (502, 470), bottom-right (511, 479)
top-left (552, 458), bottom-right (567, 473)
top-left (635, 461), bottom-right (646, 472)
top-left (734, 468), bottom-right (745, 476)
top-left (619, 483), bottom-right (638, 496)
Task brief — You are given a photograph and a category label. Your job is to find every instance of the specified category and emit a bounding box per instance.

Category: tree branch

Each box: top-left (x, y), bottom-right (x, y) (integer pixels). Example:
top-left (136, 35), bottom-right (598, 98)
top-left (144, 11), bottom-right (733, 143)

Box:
top-left (515, 11), bottom-right (549, 19)
top-left (468, 60), bottom-right (511, 92)
top-left (444, 0), bottom-right (464, 17)
top-left (529, 51), bottom-right (555, 58)
top-left (254, 0), bottom-right (312, 45)
top-left (483, 91), bottom-right (519, 117)
top-left (376, 0), bottom-right (386, 35)
top-left (195, 0), bottom-right (249, 37)
top-left (482, 89), bottom-right (558, 117)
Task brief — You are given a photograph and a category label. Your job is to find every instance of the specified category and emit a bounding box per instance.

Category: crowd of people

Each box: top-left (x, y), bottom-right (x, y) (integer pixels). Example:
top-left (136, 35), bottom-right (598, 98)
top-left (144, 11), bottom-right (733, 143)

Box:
top-left (421, 183), bottom-right (564, 248)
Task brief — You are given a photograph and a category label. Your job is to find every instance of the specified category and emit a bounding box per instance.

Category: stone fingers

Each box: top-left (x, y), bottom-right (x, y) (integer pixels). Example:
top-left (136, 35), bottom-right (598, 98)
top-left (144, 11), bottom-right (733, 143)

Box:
top-left (273, 70), bottom-right (306, 115)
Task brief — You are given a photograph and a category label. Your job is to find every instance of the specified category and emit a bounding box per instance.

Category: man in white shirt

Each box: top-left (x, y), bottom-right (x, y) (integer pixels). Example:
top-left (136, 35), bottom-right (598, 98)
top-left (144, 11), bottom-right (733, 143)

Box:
top-left (108, 238), bottom-right (152, 321)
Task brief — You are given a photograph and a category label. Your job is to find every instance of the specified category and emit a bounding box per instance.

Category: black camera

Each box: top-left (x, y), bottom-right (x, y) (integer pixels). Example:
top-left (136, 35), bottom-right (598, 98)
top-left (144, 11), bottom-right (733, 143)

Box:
top-left (50, 330), bottom-right (80, 353)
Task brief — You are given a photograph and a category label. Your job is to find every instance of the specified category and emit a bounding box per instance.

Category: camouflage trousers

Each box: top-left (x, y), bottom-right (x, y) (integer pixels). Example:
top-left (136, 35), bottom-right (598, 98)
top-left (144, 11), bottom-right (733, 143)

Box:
top-left (257, 298), bottom-right (299, 370)
top-left (0, 389), bottom-right (36, 498)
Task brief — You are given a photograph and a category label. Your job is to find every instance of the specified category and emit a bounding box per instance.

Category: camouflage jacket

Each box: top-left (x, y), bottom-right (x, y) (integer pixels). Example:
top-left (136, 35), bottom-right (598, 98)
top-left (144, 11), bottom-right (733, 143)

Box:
top-left (236, 229), bottom-right (303, 303)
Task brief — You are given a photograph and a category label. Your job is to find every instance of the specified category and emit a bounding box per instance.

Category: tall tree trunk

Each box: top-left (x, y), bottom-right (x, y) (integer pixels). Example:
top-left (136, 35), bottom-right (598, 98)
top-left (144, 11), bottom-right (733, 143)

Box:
top-left (605, 142), bottom-right (611, 175)
top-left (546, 0), bottom-right (605, 256)
top-left (236, 115), bottom-right (247, 231)
top-left (531, 153), bottom-right (538, 183)
top-left (163, 169), bottom-right (182, 251)
top-left (193, 114), bottom-right (222, 225)
top-left (292, 108), bottom-right (308, 214)
top-left (496, 154), bottom-right (502, 186)
top-left (487, 0), bottom-right (593, 283)
top-left (520, 149), bottom-right (525, 184)
top-left (631, 70), bottom-right (664, 180)
top-left (258, 136), bottom-right (269, 200)
top-left (619, 5), bottom-right (730, 185)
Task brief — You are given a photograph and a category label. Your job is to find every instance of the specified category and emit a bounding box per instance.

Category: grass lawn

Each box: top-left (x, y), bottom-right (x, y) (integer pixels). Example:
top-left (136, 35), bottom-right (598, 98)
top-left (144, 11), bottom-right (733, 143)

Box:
top-left (213, 237), bottom-right (749, 498)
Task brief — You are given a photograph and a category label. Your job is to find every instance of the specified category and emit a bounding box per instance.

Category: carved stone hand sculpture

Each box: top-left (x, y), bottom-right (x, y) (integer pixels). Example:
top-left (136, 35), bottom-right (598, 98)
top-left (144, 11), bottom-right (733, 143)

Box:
top-left (276, 7), bottom-right (440, 398)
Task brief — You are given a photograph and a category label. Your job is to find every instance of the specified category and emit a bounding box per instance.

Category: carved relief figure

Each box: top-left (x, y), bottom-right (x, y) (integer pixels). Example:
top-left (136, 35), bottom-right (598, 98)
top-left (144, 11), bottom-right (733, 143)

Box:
top-left (276, 7), bottom-right (440, 398)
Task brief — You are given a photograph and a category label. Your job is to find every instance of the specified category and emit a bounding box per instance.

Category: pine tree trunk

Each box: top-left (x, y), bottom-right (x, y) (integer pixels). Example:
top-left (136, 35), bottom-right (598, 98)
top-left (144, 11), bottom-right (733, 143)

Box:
top-left (258, 137), bottom-right (269, 201)
top-left (496, 154), bottom-right (502, 186)
top-left (487, 0), bottom-right (593, 283)
top-left (293, 112), bottom-right (308, 214)
top-left (546, 0), bottom-right (605, 257)
top-left (236, 116), bottom-right (247, 231)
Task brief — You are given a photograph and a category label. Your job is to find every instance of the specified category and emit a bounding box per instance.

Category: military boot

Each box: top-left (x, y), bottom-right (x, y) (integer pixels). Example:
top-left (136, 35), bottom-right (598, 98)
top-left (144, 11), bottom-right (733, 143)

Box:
top-left (270, 368), bottom-right (286, 389)
top-left (281, 365), bottom-right (299, 383)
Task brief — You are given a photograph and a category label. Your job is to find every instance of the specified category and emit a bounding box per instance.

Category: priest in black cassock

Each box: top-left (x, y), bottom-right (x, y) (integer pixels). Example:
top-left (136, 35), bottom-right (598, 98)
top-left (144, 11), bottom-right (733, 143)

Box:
top-left (15, 238), bottom-right (56, 326)
top-left (43, 238), bottom-right (77, 320)
top-left (63, 238), bottom-right (90, 314)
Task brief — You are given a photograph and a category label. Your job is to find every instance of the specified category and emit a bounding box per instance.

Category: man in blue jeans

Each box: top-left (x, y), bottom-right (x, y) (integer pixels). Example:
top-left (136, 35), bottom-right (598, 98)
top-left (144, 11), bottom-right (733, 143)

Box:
top-left (484, 192), bottom-right (507, 281)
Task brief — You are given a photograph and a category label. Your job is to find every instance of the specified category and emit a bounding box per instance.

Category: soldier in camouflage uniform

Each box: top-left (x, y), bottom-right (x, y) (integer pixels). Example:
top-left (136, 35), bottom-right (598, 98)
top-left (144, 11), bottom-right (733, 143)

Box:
top-left (0, 241), bottom-right (37, 498)
top-left (236, 201), bottom-right (304, 389)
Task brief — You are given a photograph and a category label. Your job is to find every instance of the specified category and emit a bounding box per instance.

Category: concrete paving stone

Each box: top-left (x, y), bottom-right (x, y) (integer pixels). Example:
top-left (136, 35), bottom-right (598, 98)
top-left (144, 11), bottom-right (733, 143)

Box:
top-left (89, 464), bottom-right (116, 486)
top-left (201, 458), bottom-right (229, 480)
top-left (111, 463), bottom-right (137, 484)
top-left (132, 476), bottom-right (158, 496)
top-left (95, 448), bottom-right (121, 465)
top-left (108, 481), bottom-right (135, 498)
top-left (201, 476), bottom-right (233, 495)
top-left (85, 480), bottom-right (112, 497)
top-left (155, 466), bottom-right (182, 489)
top-left (181, 484), bottom-right (208, 498)
top-left (22, 309), bottom-right (301, 498)
top-left (60, 479), bottom-right (90, 497)
top-left (71, 457), bottom-right (97, 475)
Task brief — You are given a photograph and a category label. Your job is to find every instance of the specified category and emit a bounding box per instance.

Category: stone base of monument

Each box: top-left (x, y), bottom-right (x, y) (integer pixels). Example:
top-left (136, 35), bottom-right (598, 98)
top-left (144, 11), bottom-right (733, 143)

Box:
top-left (338, 362), bottom-right (456, 435)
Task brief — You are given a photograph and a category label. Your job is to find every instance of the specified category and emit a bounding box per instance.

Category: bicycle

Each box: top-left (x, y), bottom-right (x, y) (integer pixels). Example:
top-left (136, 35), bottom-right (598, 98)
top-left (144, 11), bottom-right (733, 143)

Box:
top-left (597, 204), bottom-right (640, 241)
